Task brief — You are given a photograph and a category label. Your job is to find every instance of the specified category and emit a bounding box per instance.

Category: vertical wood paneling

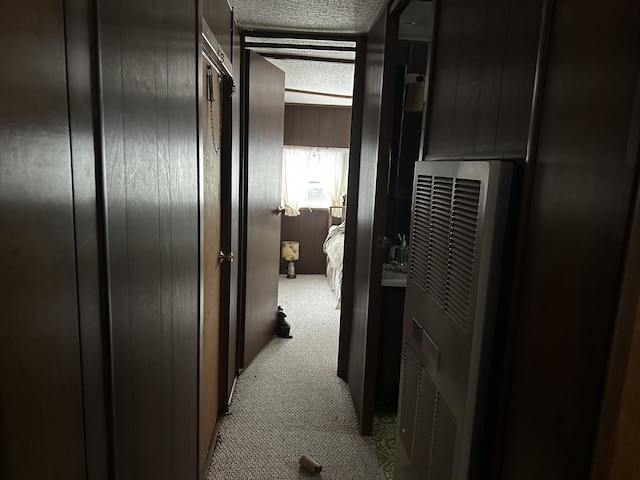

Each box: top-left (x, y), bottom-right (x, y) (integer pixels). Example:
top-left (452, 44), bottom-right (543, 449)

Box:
top-left (474, 0), bottom-right (510, 152)
top-left (425, 0), bottom-right (542, 157)
top-left (501, 0), bottom-right (640, 477)
top-left (0, 1), bottom-right (87, 477)
top-left (203, 0), bottom-right (232, 60)
top-left (99, 0), bottom-right (199, 476)
top-left (449, 0), bottom-right (487, 151)
top-left (318, 107), bottom-right (335, 147)
top-left (495, 0), bottom-right (542, 151)
top-left (284, 105), bottom-right (352, 148)
top-left (280, 210), bottom-right (330, 274)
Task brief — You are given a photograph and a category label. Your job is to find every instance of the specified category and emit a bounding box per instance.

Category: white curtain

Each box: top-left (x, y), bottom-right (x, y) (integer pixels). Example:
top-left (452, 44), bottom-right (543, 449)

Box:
top-left (281, 146), bottom-right (349, 218)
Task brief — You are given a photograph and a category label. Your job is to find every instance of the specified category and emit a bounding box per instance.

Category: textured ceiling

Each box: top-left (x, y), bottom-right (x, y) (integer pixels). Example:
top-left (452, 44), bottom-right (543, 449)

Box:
top-left (234, 0), bottom-right (431, 106)
top-left (229, 0), bottom-right (388, 34)
top-left (266, 58), bottom-right (355, 106)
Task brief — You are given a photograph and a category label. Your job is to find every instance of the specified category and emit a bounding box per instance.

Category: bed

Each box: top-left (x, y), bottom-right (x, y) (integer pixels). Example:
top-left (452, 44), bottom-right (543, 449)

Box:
top-left (323, 221), bottom-right (345, 303)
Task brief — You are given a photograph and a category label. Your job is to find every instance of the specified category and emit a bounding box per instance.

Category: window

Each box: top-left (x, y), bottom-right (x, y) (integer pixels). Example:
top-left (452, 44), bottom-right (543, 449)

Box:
top-left (282, 146), bottom-right (349, 217)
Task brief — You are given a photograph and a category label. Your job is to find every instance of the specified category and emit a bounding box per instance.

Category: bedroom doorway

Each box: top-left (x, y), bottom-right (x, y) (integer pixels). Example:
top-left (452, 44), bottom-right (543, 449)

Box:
top-left (237, 34), bottom-right (356, 370)
top-left (277, 109), bottom-right (352, 353)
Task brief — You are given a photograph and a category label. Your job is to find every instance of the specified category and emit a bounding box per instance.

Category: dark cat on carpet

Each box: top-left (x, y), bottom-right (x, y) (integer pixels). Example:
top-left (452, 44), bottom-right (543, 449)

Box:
top-left (276, 305), bottom-right (293, 338)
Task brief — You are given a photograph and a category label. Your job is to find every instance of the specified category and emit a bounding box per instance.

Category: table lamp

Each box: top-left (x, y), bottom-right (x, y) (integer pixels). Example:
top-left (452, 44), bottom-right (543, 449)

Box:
top-left (281, 241), bottom-right (299, 279)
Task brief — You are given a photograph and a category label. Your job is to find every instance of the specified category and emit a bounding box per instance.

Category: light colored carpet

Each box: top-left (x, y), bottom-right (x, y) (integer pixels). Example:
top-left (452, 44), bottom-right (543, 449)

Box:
top-left (207, 274), bottom-right (381, 479)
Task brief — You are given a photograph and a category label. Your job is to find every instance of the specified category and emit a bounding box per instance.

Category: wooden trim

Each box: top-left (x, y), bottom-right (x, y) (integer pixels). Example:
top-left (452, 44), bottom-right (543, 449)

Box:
top-left (236, 34), bottom-right (249, 371)
top-left (244, 41), bottom-right (355, 52)
top-left (258, 52), bottom-right (355, 64)
top-left (217, 66), bottom-right (235, 415)
top-left (201, 414), bottom-right (223, 479)
top-left (202, 18), bottom-right (232, 77)
top-left (242, 29), bottom-right (359, 42)
top-left (284, 103), bottom-right (352, 110)
top-left (389, 0), bottom-right (412, 16)
top-left (197, 2), bottom-right (205, 475)
top-left (424, 153), bottom-right (526, 162)
top-left (285, 88), bottom-right (352, 100)
top-left (338, 36), bottom-right (366, 380)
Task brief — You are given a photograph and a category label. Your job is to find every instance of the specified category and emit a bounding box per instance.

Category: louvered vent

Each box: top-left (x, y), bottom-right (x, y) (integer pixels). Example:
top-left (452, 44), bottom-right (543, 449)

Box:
top-left (445, 179), bottom-right (481, 329)
top-left (410, 175), bottom-right (432, 291)
top-left (412, 368), bottom-right (437, 469)
top-left (398, 346), bottom-right (421, 455)
top-left (428, 393), bottom-right (457, 480)
top-left (428, 177), bottom-right (453, 306)
top-left (409, 174), bottom-right (481, 331)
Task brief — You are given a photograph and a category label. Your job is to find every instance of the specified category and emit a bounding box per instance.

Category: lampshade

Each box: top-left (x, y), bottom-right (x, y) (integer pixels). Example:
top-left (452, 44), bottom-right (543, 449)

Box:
top-left (281, 241), bottom-right (299, 261)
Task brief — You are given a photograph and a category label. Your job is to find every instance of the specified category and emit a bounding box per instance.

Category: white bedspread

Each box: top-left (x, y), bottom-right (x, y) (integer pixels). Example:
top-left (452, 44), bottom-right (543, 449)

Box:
top-left (323, 222), bottom-right (345, 299)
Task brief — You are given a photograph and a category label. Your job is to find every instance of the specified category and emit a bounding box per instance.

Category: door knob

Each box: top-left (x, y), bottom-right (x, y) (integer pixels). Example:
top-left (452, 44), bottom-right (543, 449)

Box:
top-left (219, 251), bottom-right (234, 264)
top-left (275, 206), bottom-right (285, 215)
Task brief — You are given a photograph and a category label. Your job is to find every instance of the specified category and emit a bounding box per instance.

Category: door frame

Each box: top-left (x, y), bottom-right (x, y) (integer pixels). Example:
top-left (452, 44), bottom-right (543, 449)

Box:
top-left (339, 3), bottom-right (404, 435)
top-left (198, 18), bottom-right (234, 476)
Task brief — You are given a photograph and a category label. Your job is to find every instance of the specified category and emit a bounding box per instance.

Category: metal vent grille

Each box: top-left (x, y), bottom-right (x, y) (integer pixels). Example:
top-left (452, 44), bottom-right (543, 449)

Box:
top-left (428, 177), bottom-right (453, 306)
top-left (398, 345), bottom-right (420, 455)
top-left (410, 175), bottom-right (432, 291)
top-left (445, 179), bottom-right (481, 329)
top-left (412, 368), bottom-right (437, 469)
top-left (428, 393), bottom-right (457, 480)
top-left (409, 174), bottom-right (481, 331)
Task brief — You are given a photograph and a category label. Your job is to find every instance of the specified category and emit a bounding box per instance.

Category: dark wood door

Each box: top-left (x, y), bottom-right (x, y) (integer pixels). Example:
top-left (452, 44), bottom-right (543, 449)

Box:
top-left (240, 51), bottom-right (285, 368)
top-left (346, 7), bottom-right (398, 435)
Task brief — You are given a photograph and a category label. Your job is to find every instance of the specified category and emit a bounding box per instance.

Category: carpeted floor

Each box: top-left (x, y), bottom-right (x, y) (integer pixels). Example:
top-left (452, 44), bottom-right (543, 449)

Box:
top-left (207, 274), bottom-right (381, 479)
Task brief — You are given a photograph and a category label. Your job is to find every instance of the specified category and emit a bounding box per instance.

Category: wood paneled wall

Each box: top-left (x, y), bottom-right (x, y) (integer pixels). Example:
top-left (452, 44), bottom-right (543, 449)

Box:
top-left (0, 0), bottom-right (87, 477)
top-left (348, 7), bottom-right (398, 435)
top-left (284, 105), bottom-right (352, 148)
top-left (425, 0), bottom-right (542, 157)
top-left (280, 210), bottom-right (331, 274)
top-left (99, 0), bottom-right (199, 476)
top-left (280, 105), bottom-right (352, 276)
top-left (203, 0), bottom-right (232, 61)
top-left (500, 0), bottom-right (640, 477)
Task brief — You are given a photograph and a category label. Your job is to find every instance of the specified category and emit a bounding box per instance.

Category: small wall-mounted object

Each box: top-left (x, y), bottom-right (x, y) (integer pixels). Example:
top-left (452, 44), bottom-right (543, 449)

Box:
top-left (281, 241), bottom-right (299, 279)
top-left (404, 74), bottom-right (425, 112)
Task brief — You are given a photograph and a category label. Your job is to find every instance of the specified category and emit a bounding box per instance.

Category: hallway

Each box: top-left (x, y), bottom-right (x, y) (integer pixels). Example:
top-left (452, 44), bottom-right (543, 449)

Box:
top-left (207, 275), bottom-right (381, 479)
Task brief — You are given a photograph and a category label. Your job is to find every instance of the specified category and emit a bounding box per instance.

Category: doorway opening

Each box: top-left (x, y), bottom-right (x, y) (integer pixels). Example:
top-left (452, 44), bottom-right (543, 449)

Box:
top-left (239, 33), bottom-right (356, 369)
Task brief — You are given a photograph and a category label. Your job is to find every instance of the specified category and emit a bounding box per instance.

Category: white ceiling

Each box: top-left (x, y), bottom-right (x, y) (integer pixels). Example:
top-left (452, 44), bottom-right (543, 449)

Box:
top-left (228, 0), bottom-right (388, 34)
top-left (231, 0), bottom-right (432, 107)
top-left (267, 58), bottom-right (355, 106)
